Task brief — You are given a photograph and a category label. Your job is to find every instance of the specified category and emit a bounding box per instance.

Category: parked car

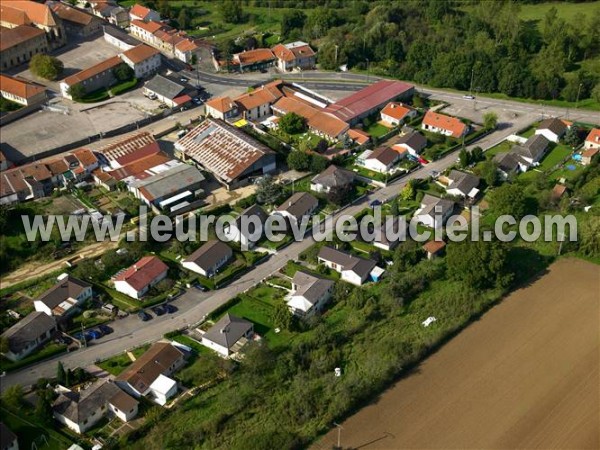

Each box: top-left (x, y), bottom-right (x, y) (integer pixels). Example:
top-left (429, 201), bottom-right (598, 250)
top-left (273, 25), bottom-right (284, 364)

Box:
top-left (192, 97), bottom-right (203, 105)
top-left (180, 77), bottom-right (189, 83)
top-left (98, 324), bottom-right (113, 335)
top-left (164, 304), bottom-right (177, 314)
top-left (138, 311), bottom-right (152, 321)
top-left (463, 95), bottom-right (475, 100)
top-left (369, 199), bottom-right (382, 207)
top-left (193, 283), bottom-right (207, 292)
top-left (88, 329), bottom-right (103, 340)
top-left (152, 305), bottom-right (165, 316)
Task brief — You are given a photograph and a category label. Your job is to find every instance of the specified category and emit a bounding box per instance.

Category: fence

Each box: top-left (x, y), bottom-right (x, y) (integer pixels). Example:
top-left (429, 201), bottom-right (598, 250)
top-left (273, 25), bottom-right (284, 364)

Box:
top-left (0, 102), bottom-right (44, 126)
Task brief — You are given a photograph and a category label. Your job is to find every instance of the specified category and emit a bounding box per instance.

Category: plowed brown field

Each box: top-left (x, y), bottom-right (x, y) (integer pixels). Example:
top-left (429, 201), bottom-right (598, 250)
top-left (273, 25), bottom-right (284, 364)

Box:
top-left (314, 258), bottom-right (599, 450)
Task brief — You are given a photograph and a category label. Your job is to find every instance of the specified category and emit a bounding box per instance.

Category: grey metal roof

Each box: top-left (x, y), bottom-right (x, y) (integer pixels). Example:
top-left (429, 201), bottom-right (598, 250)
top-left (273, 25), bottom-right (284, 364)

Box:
top-left (130, 163), bottom-right (205, 201)
top-left (276, 192), bottom-right (318, 220)
top-left (419, 194), bottom-right (455, 219)
top-left (311, 165), bottom-right (355, 189)
top-left (183, 240), bottom-right (233, 272)
top-left (538, 118), bottom-right (567, 136)
top-left (512, 134), bottom-right (549, 161)
top-left (318, 246), bottom-right (376, 278)
top-left (292, 270), bottom-right (334, 304)
top-left (36, 275), bottom-right (91, 309)
top-left (144, 74), bottom-right (186, 100)
top-left (447, 170), bottom-right (480, 195)
top-left (1, 311), bottom-right (56, 354)
top-left (203, 313), bottom-right (253, 350)
top-left (103, 24), bottom-right (143, 47)
top-left (397, 131), bottom-right (427, 151)
top-left (52, 380), bottom-right (137, 424)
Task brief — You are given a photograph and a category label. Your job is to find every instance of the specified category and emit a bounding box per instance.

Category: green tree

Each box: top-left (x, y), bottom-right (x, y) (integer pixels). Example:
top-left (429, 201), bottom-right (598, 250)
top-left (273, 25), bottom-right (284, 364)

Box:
top-left (471, 146), bottom-right (484, 162)
top-left (279, 112), bottom-right (307, 135)
top-left (114, 63), bottom-right (134, 82)
top-left (490, 183), bottom-right (531, 218)
top-left (0, 335), bottom-right (9, 354)
top-left (286, 151), bottom-right (311, 171)
top-left (562, 127), bottom-right (581, 148)
top-left (35, 389), bottom-right (53, 425)
top-left (271, 302), bottom-right (293, 330)
top-left (178, 6), bottom-right (190, 29)
top-left (483, 112), bottom-right (498, 130)
top-left (57, 361), bottom-right (67, 385)
top-left (220, 0), bottom-right (244, 24)
top-left (447, 239), bottom-right (513, 289)
top-left (29, 54), bottom-right (64, 80)
top-left (309, 154), bottom-right (328, 173)
top-left (400, 183), bottom-right (415, 201)
top-left (326, 184), bottom-right (353, 206)
top-left (458, 148), bottom-right (470, 168)
top-left (592, 83), bottom-right (600, 103)
top-left (479, 160), bottom-right (499, 187)
top-left (255, 175), bottom-right (282, 205)
top-left (67, 83), bottom-right (86, 100)
top-left (577, 215), bottom-right (600, 258)
top-left (281, 10), bottom-right (306, 40)
top-left (1, 385), bottom-right (24, 410)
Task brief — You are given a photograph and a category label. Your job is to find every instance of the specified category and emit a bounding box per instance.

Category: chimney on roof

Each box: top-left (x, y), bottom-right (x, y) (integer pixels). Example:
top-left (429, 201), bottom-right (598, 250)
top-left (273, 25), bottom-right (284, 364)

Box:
top-left (220, 327), bottom-right (229, 334)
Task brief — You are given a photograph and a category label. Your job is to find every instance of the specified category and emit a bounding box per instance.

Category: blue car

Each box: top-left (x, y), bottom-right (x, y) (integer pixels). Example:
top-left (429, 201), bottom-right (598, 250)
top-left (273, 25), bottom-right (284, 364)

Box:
top-left (88, 329), bottom-right (103, 340)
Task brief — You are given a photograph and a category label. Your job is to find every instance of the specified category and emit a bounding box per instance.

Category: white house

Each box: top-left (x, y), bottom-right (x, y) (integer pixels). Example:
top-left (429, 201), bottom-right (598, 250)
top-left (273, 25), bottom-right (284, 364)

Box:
top-left (115, 342), bottom-right (185, 406)
top-left (380, 102), bottom-right (417, 126)
top-left (310, 165), bottom-right (355, 194)
top-left (1, 312), bottom-right (57, 362)
top-left (445, 170), bottom-right (480, 198)
top-left (129, 3), bottom-right (160, 22)
top-left (357, 147), bottom-right (401, 174)
top-left (120, 44), bottom-right (161, 79)
top-left (414, 194), bottom-right (455, 228)
top-left (33, 274), bottom-right (92, 317)
top-left (584, 128), bottom-right (600, 151)
top-left (395, 131), bottom-right (427, 156)
top-left (511, 134), bottom-right (550, 165)
top-left (181, 240), bottom-right (233, 277)
top-left (273, 192), bottom-right (319, 227)
top-left (223, 205), bottom-right (268, 249)
top-left (286, 270), bottom-right (334, 318)
top-left (535, 118), bottom-right (568, 143)
top-left (113, 255), bottom-right (168, 299)
top-left (201, 314), bottom-right (254, 357)
top-left (317, 246), bottom-right (384, 286)
top-left (52, 381), bottom-right (138, 434)
top-left (421, 110), bottom-right (468, 138)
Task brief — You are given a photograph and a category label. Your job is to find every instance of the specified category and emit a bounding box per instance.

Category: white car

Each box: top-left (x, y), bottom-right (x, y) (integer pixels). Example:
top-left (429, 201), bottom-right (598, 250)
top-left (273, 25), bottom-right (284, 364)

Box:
top-left (463, 95), bottom-right (475, 100)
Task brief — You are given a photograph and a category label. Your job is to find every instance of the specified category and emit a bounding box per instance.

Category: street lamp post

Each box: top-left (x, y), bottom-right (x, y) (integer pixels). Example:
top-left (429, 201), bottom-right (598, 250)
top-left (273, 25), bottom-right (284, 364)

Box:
top-left (333, 422), bottom-right (343, 450)
top-left (575, 83), bottom-right (583, 109)
top-left (366, 58), bottom-right (370, 83)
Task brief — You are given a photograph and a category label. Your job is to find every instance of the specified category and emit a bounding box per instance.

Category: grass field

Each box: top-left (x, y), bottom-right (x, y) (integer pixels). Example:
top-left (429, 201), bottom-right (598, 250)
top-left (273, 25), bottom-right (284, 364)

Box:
top-left (316, 258), bottom-right (600, 449)
top-left (517, 1), bottom-right (600, 22)
top-left (538, 144), bottom-right (572, 170)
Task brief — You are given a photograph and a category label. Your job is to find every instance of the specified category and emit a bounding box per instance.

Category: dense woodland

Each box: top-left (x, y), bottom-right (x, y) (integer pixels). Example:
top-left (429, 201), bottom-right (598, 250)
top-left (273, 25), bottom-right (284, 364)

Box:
top-left (197, 0), bottom-right (600, 105)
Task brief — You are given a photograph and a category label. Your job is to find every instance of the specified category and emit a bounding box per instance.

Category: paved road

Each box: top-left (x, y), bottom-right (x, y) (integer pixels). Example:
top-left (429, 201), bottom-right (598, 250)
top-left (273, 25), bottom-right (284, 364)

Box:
top-left (0, 118), bottom-right (530, 391)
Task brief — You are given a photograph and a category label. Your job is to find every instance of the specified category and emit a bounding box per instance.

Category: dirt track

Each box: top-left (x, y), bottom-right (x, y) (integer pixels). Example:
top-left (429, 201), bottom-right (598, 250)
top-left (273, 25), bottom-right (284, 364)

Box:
top-left (314, 258), bottom-right (599, 449)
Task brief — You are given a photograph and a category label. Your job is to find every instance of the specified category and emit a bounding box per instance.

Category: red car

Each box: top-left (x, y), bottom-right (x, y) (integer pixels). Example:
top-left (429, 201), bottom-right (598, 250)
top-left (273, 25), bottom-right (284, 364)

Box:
top-left (418, 156), bottom-right (429, 165)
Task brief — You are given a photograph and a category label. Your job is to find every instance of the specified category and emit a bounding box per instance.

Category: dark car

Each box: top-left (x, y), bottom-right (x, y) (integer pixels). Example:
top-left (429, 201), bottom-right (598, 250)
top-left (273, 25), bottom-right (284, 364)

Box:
top-left (369, 199), bottom-right (382, 207)
top-left (72, 332), bottom-right (85, 342)
top-left (88, 329), bottom-right (103, 340)
top-left (164, 304), bottom-right (177, 314)
top-left (98, 324), bottom-right (113, 335)
top-left (138, 311), bottom-right (152, 321)
top-left (152, 305), bottom-right (165, 316)
top-left (193, 283), bottom-right (207, 292)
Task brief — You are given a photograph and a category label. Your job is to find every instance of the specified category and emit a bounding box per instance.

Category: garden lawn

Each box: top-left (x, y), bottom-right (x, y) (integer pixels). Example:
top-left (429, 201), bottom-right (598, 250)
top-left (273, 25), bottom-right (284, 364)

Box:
top-left (364, 122), bottom-right (391, 138)
top-left (0, 343), bottom-right (67, 373)
top-left (539, 145), bottom-right (572, 170)
top-left (485, 140), bottom-right (513, 158)
top-left (1, 407), bottom-right (75, 450)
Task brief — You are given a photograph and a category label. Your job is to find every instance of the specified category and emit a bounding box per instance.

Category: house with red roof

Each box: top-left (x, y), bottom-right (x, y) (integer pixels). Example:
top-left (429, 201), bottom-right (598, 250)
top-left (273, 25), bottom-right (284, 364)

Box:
top-left (120, 44), bottom-right (162, 79)
top-left (231, 48), bottom-right (276, 72)
top-left (380, 102), bottom-right (417, 127)
top-left (272, 41), bottom-right (316, 72)
top-left (584, 128), bottom-right (600, 151)
top-left (421, 111), bottom-right (468, 138)
top-left (128, 3), bottom-right (160, 22)
top-left (113, 255), bottom-right (169, 299)
top-left (205, 96), bottom-right (238, 120)
top-left (0, 73), bottom-right (46, 106)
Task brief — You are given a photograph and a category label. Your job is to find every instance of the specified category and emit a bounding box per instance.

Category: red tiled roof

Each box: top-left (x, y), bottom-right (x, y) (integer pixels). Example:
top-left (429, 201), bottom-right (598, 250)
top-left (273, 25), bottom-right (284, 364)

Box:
top-left (582, 148), bottom-right (599, 159)
top-left (129, 3), bottom-right (151, 19)
top-left (115, 141), bottom-right (161, 166)
top-left (234, 81), bottom-right (283, 111)
top-left (50, 3), bottom-right (96, 26)
top-left (422, 110), bottom-right (467, 138)
top-left (73, 149), bottom-right (98, 167)
top-left (325, 80), bottom-right (413, 122)
top-left (348, 128), bottom-right (370, 145)
top-left (272, 96), bottom-right (349, 139)
top-left (100, 131), bottom-right (156, 162)
top-left (0, 74), bottom-right (45, 99)
top-left (380, 102), bottom-right (414, 121)
top-left (121, 43), bottom-right (160, 64)
top-left (1, 0), bottom-right (58, 27)
top-left (110, 152), bottom-right (170, 181)
top-left (113, 255), bottom-right (168, 292)
top-left (585, 128), bottom-right (600, 144)
top-left (422, 240), bottom-right (446, 254)
top-left (130, 19), bottom-right (164, 34)
top-left (64, 56), bottom-right (123, 87)
top-left (234, 48), bottom-right (275, 65)
top-left (0, 5), bottom-right (32, 26)
top-left (205, 96), bottom-right (236, 113)
top-left (0, 24), bottom-right (45, 52)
